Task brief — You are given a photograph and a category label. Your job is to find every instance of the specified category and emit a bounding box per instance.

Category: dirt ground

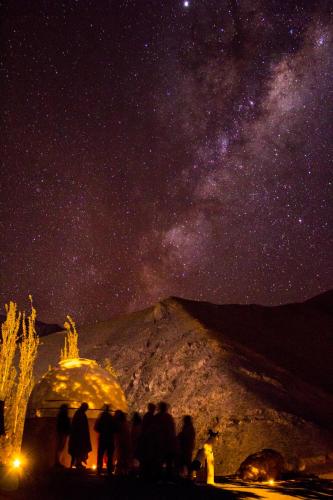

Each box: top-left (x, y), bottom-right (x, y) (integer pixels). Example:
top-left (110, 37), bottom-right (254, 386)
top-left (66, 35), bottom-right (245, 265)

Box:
top-left (1, 469), bottom-right (333, 500)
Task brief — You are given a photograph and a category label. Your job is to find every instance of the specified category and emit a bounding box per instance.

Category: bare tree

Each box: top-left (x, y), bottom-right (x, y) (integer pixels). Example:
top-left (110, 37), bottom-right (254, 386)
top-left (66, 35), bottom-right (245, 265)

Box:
top-left (0, 302), bottom-right (20, 402)
top-left (61, 315), bottom-right (79, 360)
top-left (12, 297), bottom-right (39, 451)
top-left (0, 298), bottom-right (40, 461)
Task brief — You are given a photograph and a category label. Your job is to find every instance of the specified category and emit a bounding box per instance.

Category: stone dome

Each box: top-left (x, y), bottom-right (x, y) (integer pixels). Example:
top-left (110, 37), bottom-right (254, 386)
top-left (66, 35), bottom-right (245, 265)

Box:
top-left (27, 358), bottom-right (127, 418)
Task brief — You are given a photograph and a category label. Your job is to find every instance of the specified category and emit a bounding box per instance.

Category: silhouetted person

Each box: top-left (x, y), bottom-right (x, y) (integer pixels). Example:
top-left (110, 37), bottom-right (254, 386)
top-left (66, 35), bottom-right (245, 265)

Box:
top-left (114, 410), bottom-right (131, 475)
top-left (55, 404), bottom-right (71, 467)
top-left (0, 401), bottom-right (5, 436)
top-left (68, 402), bottom-right (92, 468)
top-left (140, 403), bottom-right (157, 478)
top-left (130, 412), bottom-right (142, 471)
top-left (142, 403), bottom-right (156, 432)
top-left (94, 404), bottom-right (115, 474)
top-left (177, 415), bottom-right (195, 477)
top-left (154, 402), bottom-right (177, 479)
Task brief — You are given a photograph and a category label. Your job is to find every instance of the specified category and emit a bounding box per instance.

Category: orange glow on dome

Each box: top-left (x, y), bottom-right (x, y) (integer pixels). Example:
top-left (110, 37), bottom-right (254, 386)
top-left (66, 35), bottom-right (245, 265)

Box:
top-left (60, 358), bottom-right (92, 369)
top-left (27, 358), bottom-right (128, 419)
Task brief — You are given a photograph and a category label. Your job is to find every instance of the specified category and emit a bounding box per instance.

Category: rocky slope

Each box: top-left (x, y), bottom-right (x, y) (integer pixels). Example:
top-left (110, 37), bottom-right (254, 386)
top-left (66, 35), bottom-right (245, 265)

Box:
top-left (34, 292), bottom-right (333, 474)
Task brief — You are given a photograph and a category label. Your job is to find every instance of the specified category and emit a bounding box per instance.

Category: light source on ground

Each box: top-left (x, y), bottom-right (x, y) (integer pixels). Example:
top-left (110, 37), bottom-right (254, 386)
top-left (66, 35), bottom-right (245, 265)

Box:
top-left (11, 458), bottom-right (22, 469)
top-left (92, 464), bottom-right (97, 470)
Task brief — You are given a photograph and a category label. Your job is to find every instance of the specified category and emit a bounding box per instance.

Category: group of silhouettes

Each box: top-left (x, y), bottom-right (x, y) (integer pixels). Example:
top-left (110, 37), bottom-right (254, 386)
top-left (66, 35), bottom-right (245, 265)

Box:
top-left (55, 401), bottom-right (196, 479)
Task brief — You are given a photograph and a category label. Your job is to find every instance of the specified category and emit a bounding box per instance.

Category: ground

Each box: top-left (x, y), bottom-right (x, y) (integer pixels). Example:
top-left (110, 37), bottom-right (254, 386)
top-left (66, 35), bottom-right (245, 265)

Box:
top-left (0, 470), bottom-right (332, 500)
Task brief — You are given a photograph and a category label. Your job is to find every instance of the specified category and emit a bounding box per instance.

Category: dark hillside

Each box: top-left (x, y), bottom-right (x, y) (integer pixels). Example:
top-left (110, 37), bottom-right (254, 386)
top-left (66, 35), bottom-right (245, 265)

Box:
top-left (174, 291), bottom-right (333, 392)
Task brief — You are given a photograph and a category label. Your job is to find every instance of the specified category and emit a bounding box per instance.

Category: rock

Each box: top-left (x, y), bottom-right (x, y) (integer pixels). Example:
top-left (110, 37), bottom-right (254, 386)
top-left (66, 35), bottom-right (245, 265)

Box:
top-left (236, 448), bottom-right (285, 481)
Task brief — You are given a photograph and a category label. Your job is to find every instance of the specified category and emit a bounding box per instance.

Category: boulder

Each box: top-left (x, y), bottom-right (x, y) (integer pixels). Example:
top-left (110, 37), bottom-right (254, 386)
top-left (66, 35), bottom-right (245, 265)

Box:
top-left (236, 448), bottom-right (285, 481)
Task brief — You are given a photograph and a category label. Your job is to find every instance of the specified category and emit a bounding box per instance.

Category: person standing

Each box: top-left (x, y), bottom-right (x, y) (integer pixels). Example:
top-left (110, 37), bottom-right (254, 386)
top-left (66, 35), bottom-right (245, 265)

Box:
top-left (154, 402), bottom-right (177, 479)
top-left (68, 402), bottom-right (92, 468)
top-left (130, 412), bottom-right (142, 472)
top-left (140, 403), bottom-right (156, 478)
top-left (55, 403), bottom-right (71, 467)
top-left (142, 403), bottom-right (156, 432)
top-left (94, 404), bottom-right (115, 475)
top-left (0, 400), bottom-right (5, 437)
top-left (177, 415), bottom-right (195, 478)
top-left (114, 410), bottom-right (131, 475)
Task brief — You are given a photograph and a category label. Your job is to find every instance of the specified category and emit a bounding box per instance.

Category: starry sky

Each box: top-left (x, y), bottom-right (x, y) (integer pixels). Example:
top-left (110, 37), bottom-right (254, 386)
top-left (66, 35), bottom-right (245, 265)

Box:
top-left (1, 0), bottom-right (332, 324)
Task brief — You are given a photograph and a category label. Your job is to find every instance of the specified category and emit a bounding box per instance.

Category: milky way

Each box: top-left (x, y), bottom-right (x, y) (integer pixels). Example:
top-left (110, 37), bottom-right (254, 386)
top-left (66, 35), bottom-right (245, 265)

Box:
top-left (1, 1), bottom-right (332, 324)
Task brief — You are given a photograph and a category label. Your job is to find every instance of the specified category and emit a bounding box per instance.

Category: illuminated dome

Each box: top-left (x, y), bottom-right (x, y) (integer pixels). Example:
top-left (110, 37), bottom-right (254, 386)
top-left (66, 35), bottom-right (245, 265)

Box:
top-left (27, 358), bottom-right (128, 418)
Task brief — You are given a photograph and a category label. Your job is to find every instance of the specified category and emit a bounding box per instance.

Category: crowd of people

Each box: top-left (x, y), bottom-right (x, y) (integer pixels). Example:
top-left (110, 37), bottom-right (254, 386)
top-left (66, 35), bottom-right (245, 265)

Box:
top-left (55, 401), bottom-right (196, 479)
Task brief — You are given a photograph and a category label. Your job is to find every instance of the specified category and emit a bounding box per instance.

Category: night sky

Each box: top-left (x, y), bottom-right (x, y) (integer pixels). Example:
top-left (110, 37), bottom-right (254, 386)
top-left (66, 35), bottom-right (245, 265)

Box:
top-left (1, 1), bottom-right (332, 324)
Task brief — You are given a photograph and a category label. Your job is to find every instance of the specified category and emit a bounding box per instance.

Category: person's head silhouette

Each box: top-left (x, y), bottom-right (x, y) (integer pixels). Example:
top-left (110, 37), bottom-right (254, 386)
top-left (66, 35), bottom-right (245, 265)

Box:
top-left (80, 402), bottom-right (89, 412)
top-left (147, 403), bottom-right (156, 413)
top-left (158, 401), bottom-right (168, 413)
top-left (183, 415), bottom-right (192, 426)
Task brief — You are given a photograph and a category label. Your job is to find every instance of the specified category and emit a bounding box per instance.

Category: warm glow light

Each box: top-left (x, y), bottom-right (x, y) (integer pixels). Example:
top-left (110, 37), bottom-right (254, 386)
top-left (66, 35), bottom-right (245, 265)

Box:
top-left (12, 458), bottom-right (21, 469)
top-left (203, 443), bottom-right (215, 484)
top-left (29, 357), bottom-right (128, 421)
top-left (92, 464), bottom-right (97, 470)
top-left (268, 479), bottom-right (275, 485)
top-left (60, 358), bottom-right (86, 369)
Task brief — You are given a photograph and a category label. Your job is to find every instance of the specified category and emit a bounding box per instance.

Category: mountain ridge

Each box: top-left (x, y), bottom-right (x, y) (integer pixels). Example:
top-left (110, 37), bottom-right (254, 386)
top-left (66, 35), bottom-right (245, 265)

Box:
top-left (0, 314), bottom-right (62, 337)
top-left (35, 290), bottom-right (333, 474)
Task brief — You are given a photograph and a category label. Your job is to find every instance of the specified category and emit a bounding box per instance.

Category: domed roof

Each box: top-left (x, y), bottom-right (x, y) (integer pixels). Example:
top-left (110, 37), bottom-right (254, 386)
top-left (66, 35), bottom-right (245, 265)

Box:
top-left (27, 358), bottom-right (127, 418)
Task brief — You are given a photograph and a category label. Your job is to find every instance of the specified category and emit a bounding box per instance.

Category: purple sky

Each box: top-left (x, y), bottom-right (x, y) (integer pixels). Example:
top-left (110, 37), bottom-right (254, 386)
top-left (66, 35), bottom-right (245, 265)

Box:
top-left (1, 1), bottom-right (332, 324)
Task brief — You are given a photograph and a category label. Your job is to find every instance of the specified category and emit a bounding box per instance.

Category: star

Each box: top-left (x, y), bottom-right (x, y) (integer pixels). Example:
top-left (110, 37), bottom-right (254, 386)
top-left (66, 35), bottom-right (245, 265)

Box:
top-left (317, 35), bottom-right (325, 47)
